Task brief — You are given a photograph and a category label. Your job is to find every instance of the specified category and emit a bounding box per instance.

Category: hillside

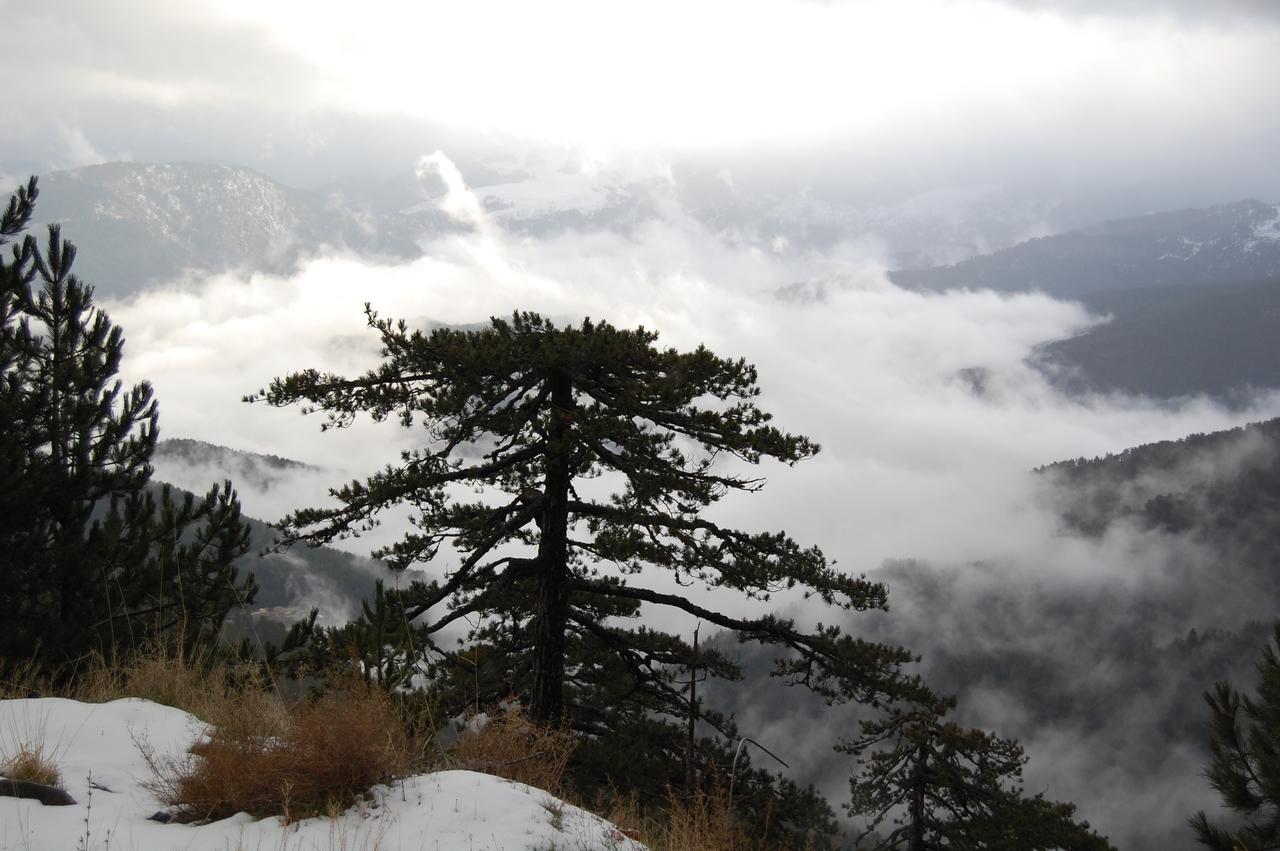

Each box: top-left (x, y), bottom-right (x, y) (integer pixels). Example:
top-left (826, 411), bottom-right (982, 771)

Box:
top-left (889, 199), bottom-right (1280, 298)
top-left (885, 199), bottom-right (1280, 401)
top-left (155, 438), bottom-right (319, 492)
top-left (705, 418), bottom-right (1280, 851)
top-left (1034, 276), bottom-right (1280, 401)
top-left (151, 439), bottom-right (396, 644)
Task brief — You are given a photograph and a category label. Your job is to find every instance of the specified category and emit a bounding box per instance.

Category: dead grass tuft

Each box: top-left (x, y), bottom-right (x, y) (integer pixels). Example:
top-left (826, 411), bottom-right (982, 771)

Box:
top-left (144, 681), bottom-right (415, 823)
top-left (0, 707), bottom-right (63, 790)
top-left (449, 703), bottom-right (575, 796)
top-left (1, 743), bottom-right (62, 788)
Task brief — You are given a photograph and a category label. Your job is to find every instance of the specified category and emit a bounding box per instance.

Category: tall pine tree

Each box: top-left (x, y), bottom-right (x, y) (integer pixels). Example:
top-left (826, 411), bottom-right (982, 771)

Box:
top-left (0, 177), bottom-right (256, 670)
top-left (247, 308), bottom-right (917, 725)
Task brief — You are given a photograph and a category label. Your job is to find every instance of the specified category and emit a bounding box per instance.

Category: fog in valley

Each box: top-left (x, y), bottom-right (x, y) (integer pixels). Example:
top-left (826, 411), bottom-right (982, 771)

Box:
top-left (124, 154), bottom-right (1280, 849)
top-left (7, 1), bottom-right (1280, 847)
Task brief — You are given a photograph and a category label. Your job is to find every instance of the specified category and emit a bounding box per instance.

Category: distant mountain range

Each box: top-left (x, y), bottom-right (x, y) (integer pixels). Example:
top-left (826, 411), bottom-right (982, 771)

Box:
top-left (27, 161), bottom-right (1280, 402)
top-left (887, 199), bottom-right (1280, 401)
top-left (30, 162), bottom-right (455, 296)
top-left (23, 162), bottom-right (1071, 295)
top-left (890, 199), bottom-right (1280, 298)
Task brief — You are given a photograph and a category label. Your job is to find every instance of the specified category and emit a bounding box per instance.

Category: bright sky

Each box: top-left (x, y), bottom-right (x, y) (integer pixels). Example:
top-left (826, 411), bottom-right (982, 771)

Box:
top-left (5, 0), bottom-right (1280, 209)
top-left (205, 0), bottom-right (1266, 147)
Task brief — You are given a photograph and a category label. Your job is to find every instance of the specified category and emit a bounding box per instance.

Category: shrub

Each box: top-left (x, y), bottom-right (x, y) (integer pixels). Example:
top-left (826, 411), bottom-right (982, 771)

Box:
top-left (449, 703), bottom-right (576, 795)
top-left (144, 681), bottom-right (413, 822)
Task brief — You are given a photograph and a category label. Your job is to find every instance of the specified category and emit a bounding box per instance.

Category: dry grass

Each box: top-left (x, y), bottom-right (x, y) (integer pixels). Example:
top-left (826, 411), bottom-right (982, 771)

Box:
top-left (143, 681), bottom-right (417, 823)
top-left (598, 784), bottom-right (760, 851)
top-left (4, 646), bottom-right (795, 847)
top-left (0, 657), bottom-right (51, 700)
top-left (1, 743), bottom-right (62, 788)
top-left (72, 642), bottom-right (264, 722)
top-left (448, 703), bottom-right (576, 796)
top-left (0, 706), bottom-right (63, 790)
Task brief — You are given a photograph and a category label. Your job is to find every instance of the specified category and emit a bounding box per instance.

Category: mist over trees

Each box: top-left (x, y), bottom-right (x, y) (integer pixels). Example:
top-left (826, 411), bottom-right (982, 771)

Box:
top-left (842, 691), bottom-right (1115, 851)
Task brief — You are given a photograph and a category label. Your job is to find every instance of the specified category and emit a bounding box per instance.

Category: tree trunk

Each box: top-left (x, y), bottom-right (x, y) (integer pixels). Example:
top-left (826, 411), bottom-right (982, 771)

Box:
top-left (529, 368), bottom-right (573, 725)
top-left (909, 740), bottom-right (928, 851)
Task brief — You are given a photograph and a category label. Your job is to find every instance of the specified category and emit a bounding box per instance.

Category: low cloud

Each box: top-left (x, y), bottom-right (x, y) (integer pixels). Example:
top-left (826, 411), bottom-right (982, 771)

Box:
top-left (108, 149), bottom-right (1276, 583)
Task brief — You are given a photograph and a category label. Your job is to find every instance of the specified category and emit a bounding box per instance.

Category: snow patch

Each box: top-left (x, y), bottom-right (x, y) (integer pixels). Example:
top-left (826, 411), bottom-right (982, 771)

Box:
top-left (1247, 204), bottom-right (1280, 250)
top-left (0, 698), bottom-right (644, 850)
top-left (1157, 236), bottom-right (1204, 261)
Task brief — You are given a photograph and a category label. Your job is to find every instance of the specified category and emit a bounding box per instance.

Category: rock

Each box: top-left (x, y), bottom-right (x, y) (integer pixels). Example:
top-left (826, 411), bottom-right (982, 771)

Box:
top-left (0, 777), bottom-right (77, 806)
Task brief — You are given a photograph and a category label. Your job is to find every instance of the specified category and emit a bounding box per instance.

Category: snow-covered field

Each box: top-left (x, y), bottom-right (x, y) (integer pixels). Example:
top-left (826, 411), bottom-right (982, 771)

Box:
top-left (0, 698), bottom-right (642, 851)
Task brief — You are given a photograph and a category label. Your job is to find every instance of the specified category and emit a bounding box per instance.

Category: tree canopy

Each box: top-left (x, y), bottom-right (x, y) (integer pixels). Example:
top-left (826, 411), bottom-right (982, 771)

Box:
top-left (248, 308), bottom-right (916, 724)
top-left (0, 177), bottom-right (256, 669)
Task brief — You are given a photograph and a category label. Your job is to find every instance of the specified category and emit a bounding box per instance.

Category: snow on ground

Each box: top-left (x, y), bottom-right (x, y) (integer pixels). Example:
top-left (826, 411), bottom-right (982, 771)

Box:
top-left (0, 698), bottom-right (644, 851)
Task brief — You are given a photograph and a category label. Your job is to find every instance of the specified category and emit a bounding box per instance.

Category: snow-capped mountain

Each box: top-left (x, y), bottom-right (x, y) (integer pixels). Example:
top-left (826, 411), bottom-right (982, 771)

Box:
top-left (27, 163), bottom-right (454, 296)
top-left (890, 199), bottom-right (1280, 297)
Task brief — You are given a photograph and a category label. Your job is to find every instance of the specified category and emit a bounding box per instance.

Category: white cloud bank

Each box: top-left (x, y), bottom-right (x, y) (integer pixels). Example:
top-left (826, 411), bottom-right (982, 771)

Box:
top-left (107, 151), bottom-right (1278, 573)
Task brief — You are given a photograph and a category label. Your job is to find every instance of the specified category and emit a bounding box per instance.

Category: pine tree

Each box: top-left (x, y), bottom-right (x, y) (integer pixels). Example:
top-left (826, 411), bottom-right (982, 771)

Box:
top-left (0, 177), bottom-right (256, 670)
top-left (1190, 623), bottom-right (1280, 851)
top-left (247, 308), bottom-right (917, 724)
top-left (841, 692), bottom-right (1116, 850)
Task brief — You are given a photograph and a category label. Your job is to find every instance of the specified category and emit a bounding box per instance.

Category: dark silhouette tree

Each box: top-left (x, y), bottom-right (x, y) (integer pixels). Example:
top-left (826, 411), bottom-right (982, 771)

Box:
top-left (841, 691), bottom-right (1116, 850)
top-left (247, 308), bottom-right (916, 724)
top-left (1190, 623), bottom-right (1280, 851)
top-left (0, 177), bottom-right (256, 670)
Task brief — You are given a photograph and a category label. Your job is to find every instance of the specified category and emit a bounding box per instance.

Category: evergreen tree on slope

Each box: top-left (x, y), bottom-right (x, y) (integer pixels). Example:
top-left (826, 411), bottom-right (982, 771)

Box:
top-left (0, 177), bottom-right (256, 670)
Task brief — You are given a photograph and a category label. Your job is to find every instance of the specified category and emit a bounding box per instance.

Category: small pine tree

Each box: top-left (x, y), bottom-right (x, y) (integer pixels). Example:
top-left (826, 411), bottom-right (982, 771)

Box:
top-left (1190, 623), bottom-right (1280, 851)
top-left (0, 177), bottom-right (256, 670)
top-left (841, 691), bottom-right (1116, 850)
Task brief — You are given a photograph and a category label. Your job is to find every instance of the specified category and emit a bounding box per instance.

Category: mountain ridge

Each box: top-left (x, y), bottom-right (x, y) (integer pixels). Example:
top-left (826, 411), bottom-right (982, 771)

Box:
top-left (889, 198), bottom-right (1280, 298)
top-left (30, 162), bottom-right (455, 295)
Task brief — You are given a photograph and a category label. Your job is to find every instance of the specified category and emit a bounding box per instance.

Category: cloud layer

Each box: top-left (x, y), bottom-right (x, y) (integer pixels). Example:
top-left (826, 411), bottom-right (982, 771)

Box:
top-left (96, 152), bottom-right (1280, 847)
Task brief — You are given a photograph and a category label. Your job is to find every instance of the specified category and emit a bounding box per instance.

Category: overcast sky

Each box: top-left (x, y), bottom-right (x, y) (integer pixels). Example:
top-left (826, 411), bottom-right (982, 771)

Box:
top-left (5, 0), bottom-right (1280, 214)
